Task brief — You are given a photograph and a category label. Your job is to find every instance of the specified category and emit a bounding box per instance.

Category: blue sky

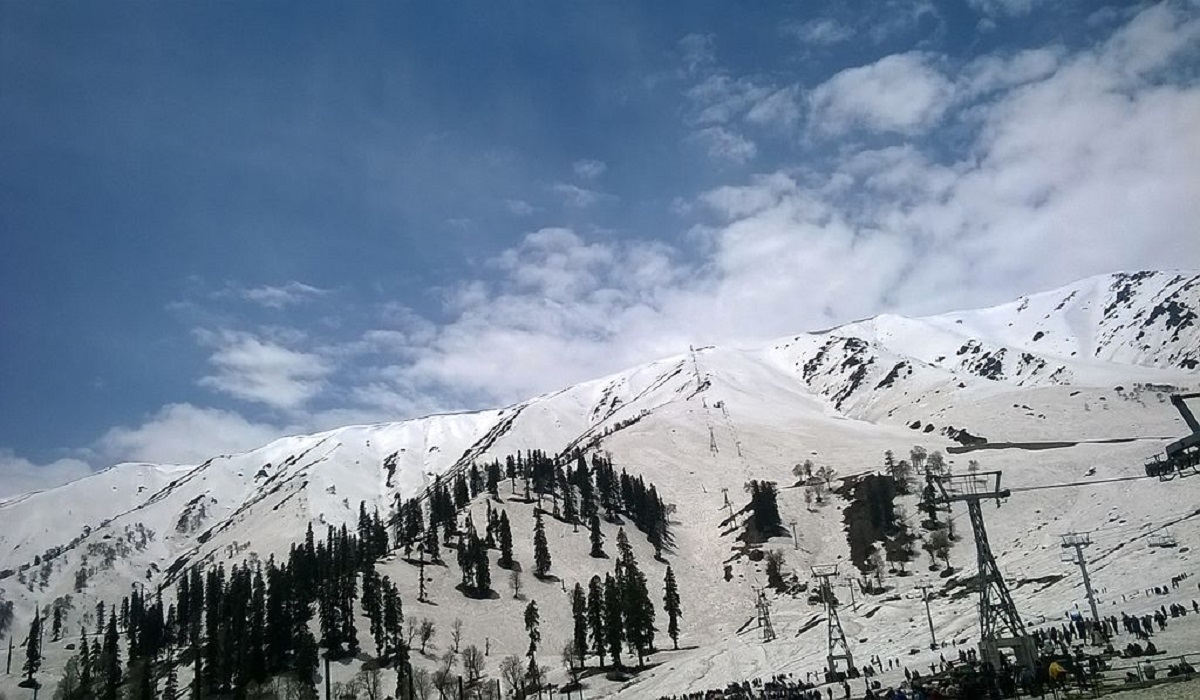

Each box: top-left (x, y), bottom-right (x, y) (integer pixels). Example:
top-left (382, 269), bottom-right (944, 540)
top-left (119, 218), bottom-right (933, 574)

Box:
top-left (2, 1), bottom-right (1198, 494)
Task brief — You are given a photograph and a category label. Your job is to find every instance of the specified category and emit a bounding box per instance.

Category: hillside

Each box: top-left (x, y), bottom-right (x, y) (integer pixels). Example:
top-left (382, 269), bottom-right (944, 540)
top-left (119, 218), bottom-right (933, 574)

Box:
top-left (2, 269), bottom-right (1198, 698)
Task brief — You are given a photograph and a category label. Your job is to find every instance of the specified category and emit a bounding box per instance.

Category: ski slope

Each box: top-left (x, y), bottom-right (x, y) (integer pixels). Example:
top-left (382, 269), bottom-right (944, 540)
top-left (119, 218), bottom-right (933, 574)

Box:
top-left (1, 270), bottom-right (1198, 697)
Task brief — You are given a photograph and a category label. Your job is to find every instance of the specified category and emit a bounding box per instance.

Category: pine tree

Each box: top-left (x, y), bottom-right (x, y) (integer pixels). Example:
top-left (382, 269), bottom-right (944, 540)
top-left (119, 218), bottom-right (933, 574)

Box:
top-left (586, 576), bottom-right (606, 667)
top-left (424, 524), bottom-right (441, 564)
top-left (23, 608), bottom-right (42, 685)
top-left (364, 568), bottom-right (385, 657)
top-left (533, 509), bottom-right (552, 578)
top-left (743, 480), bottom-right (785, 540)
top-left (663, 566), bottom-right (682, 650)
top-left (382, 577), bottom-right (404, 662)
top-left (473, 530), bottom-right (492, 594)
top-left (498, 511), bottom-right (514, 569)
top-left (487, 461), bottom-right (501, 499)
top-left (524, 600), bottom-right (540, 660)
top-left (603, 574), bottom-right (623, 668)
top-left (616, 529), bottom-right (655, 666)
top-left (51, 605), bottom-right (63, 642)
top-left (571, 584), bottom-right (588, 666)
top-left (163, 652), bottom-right (179, 700)
top-left (79, 627), bottom-right (93, 696)
top-left (248, 567), bottom-right (267, 684)
top-left (589, 514), bottom-right (605, 558)
top-left (55, 657), bottom-right (82, 699)
top-left (562, 481), bottom-right (578, 531)
top-left (102, 615), bottom-right (121, 700)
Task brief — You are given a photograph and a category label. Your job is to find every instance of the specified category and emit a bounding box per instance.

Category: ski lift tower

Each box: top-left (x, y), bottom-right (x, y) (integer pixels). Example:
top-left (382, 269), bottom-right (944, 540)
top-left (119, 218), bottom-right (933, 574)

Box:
top-left (754, 587), bottom-right (776, 642)
top-left (1060, 532), bottom-right (1103, 645)
top-left (931, 470), bottom-right (1037, 672)
top-left (812, 564), bottom-right (854, 678)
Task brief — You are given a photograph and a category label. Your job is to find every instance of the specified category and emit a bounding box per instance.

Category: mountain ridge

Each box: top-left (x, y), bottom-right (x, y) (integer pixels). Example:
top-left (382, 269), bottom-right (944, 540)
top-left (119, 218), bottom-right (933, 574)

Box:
top-left (2, 269), bottom-right (1198, 697)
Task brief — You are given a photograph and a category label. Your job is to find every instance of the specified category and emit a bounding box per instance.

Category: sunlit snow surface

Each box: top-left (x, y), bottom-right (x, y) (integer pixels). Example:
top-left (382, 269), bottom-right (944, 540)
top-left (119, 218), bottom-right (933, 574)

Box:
top-left (2, 271), bottom-right (1198, 697)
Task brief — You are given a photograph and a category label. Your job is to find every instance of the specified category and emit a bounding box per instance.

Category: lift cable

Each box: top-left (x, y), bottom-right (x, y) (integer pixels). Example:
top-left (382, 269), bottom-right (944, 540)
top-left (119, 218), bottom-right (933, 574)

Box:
top-left (1006, 473), bottom-right (1157, 494)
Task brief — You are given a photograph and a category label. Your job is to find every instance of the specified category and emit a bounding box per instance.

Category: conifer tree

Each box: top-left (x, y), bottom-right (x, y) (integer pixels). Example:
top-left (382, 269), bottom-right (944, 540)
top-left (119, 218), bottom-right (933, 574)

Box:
top-left (163, 652), bottom-right (179, 700)
top-left (424, 524), bottom-right (441, 563)
top-left (364, 568), bottom-right (386, 656)
top-left (603, 574), bottom-right (623, 668)
top-left (589, 514), bottom-right (605, 558)
top-left (79, 627), bottom-right (93, 695)
top-left (487, 461), bottom-right (501, 499)
top-left (571, 584), bottom-right (588, 666)
top-left (23, 608), bottom-right (42, 685)
top-left (102, 615), bottom-right (121, 700)
top-left (616, 529), bottom-right (656, 666)
top-left (524, 600), bottom-right (541, 684)
top-left (498, 510), bottom-right (515, 569)
top-left (533, 509), bottom-right (552, 578)
top-left (663, 566), bottom-right (682, 650)
top-left (473, 530), bottom-right (492, 594)
top-left (382, 577), bottom-right (404, 662)
top-left (469, 463), bottom-right (483, 498)
top-left (563, 481), bottom-right (579, 531)
top-left (586, 576), bottom-right (606, 666)
top-left (51, 605), bottom-right (63, 642)
top-left (248, 567), bottom-right (267, 684)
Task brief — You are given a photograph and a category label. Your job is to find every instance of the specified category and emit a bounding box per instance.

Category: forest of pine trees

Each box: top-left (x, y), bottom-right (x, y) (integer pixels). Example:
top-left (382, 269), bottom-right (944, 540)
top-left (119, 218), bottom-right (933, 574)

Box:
top-left (33, 448), bottom-right (678, 699)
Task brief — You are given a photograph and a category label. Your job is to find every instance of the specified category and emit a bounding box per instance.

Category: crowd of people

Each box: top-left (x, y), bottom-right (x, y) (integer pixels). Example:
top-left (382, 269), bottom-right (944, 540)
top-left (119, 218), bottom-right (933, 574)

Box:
top-left (653, 582), bottom-right (1200, 700)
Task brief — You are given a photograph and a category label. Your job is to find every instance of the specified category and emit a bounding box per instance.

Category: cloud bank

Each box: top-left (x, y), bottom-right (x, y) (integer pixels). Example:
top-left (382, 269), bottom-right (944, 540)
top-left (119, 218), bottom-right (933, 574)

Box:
top-left (4, 3), bottom-right (1197, 494)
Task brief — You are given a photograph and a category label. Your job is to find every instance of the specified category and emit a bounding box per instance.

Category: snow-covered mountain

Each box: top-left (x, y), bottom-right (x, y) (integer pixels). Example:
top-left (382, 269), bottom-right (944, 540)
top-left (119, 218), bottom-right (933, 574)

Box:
top-left (3, 270), bottom-right (1199, 697)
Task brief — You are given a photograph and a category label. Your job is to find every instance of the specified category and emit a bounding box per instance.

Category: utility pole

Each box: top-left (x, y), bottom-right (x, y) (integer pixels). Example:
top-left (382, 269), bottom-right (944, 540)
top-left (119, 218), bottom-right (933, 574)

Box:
top-left (931, 470), bottom-right (1036, 673)
top-left (1061, 532), bottom-right (1103, 645)
top-left (324, 653), bottom-right (331, 700)
top-left (813, 564), bottom-right (854, 679)
top-left (789, 520), bottom-right (799, 550)
top-left (917, 583), bottom-right (937, 650)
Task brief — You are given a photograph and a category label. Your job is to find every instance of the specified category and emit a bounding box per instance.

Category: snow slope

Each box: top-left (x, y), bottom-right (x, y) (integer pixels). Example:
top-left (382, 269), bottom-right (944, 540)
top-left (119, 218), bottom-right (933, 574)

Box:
top-left (2, 270), bottom-right (1198, 698)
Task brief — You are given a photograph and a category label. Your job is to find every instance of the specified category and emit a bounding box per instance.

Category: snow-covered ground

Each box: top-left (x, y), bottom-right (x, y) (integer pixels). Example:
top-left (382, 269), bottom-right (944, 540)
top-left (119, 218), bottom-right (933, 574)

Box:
top-left (1, 270), bottom-right (1197, 697)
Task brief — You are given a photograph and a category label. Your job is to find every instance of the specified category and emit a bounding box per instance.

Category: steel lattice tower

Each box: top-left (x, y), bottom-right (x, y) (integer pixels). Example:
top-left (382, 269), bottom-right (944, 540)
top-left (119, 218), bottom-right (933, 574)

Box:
top-left (812, 564), bottom-right (854, 677)
top-left (933, 471), bottom-right (1037, 672)
top-left (754, 588), bottom-right (776, 642)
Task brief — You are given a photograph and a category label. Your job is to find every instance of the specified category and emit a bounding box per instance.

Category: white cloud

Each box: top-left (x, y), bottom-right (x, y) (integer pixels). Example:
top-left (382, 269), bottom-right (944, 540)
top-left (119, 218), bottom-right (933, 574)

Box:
top-left (238, 281), bottom-right (327, 309)
top-left (342, 4), bottom-right (1199, 411)
top-left (504, 199), bottom-right (536, 216)
top-left (783, 18), bottom-right (855, 46)
top-left (678, 33), bottom-right (716, 74)
top-left (572, 159), bottom-right (607, 180)
top-left (690, 126), bottom-right (758, 164)
top-left (552, 183), bottom-right (609, 208)
top-left (22, 3), bottom-right (1192, 475)
top-left (95, 403), bottom-right (289, 465)
top-left (0, 450), bottom-right (93, 499)
top-left (809, 52), bottom-right (954, 135)
top-left (196, 329), bottom-right (332, 411)
top-left (968, 0), bottom-right (1041, 18)
top-left (687, 74), bottom-right (774, 125)
top-left (961, 48), bottom-right (1061, 97)
top-left (745, 86), bottom-right (804, 130)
